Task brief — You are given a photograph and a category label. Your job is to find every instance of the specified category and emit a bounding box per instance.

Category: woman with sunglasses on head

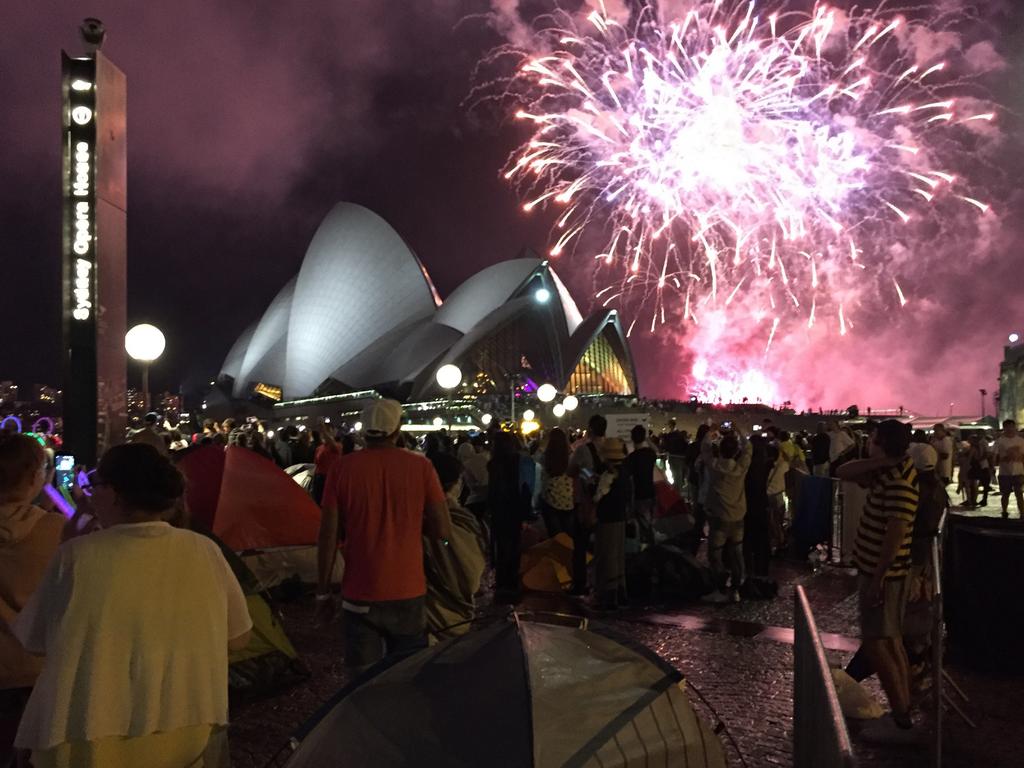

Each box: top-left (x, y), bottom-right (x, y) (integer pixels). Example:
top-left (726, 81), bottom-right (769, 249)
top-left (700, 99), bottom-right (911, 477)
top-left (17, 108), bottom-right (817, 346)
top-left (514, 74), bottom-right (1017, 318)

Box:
top-left (12, 443), bottom-right (251, 768)
top-left (0, 434), bottom-right (65, 764)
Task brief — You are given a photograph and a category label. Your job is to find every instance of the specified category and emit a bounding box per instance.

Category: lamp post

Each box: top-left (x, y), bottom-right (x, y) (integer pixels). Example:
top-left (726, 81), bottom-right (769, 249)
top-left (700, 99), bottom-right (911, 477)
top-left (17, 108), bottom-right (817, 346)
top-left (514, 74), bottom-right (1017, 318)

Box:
top-left (537, 383), bottom-right (557, 403)
top-left (125, 323), bottom-right (165, 412)
top-left (979, 389), bottom-right (987, 419)
top-left (435, 364), bottom-right (462, 429)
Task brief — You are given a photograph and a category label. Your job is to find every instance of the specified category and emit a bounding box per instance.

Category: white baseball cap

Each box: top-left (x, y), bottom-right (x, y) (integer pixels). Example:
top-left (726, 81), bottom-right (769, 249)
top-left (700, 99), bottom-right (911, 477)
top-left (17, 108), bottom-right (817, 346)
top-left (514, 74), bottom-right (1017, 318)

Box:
top-left (908, 442), bottom-right (937, 471)
top-left (360, 399), bottom-right (403, 438)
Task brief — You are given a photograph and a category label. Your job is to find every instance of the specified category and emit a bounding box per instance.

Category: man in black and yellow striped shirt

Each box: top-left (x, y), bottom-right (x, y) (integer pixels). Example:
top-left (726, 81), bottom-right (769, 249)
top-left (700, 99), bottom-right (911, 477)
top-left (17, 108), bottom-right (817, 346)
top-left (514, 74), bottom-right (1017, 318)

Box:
top-left (837, 420), bottom-right (919, 729)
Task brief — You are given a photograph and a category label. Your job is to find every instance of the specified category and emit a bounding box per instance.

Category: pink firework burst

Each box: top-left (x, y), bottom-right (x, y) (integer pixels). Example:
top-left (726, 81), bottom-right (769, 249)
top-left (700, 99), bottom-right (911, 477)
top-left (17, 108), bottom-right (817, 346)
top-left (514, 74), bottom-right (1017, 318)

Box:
top-left (496, 0), bottom-right (997, 403)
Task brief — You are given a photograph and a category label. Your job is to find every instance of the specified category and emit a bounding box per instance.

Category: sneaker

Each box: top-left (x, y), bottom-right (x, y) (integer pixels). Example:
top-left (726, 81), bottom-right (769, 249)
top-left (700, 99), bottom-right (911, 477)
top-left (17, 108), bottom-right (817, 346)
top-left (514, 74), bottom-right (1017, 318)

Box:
top-left (701, 590), bottom-right (731, 604)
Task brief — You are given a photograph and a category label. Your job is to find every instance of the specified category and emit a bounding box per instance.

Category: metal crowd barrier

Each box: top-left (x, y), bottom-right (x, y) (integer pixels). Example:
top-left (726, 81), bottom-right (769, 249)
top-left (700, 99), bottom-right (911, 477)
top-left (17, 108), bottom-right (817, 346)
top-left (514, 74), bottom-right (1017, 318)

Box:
top-left (793, 585), bottom-right (857, 768)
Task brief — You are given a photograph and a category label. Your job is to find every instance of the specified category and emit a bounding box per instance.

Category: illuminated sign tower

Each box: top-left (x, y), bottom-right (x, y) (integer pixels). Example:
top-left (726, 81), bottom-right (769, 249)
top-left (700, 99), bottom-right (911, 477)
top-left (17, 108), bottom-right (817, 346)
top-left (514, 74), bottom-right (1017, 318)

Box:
top-left (61, 19), bottom-right (127, 466)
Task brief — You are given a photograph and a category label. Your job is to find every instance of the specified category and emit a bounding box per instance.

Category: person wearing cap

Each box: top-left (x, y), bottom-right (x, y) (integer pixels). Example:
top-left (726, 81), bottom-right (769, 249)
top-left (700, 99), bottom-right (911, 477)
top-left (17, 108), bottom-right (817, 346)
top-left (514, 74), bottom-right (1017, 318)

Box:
top-left (700, 423), bottom-right (753, 603)
top-left (930, 424), bottom-right (954, 486)
top-left (906, 443), bottom-right (947, 569)
top-left (127, 412), bottom-right (168, 456)
top-left (838, 419), bottom-right (919, 730)
top-left (316, 399), bottom-right (451, 671)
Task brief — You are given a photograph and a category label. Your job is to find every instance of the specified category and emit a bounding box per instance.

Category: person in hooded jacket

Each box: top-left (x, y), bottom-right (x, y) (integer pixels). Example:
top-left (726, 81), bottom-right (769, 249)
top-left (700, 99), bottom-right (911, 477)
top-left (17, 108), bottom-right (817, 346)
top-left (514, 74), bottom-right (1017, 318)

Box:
top-left (0, 434), bottom-right (65, 763)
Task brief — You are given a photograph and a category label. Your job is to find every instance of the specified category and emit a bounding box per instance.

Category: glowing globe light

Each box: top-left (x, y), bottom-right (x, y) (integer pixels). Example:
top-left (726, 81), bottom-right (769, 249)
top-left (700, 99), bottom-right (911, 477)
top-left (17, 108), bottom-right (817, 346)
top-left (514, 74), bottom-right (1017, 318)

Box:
top-left (534, 287), bottom-right (551, 304)
top-left (354, 421), bottom-right (363, 432)
top-left (553, 403), bottom-right (566, 418)
top-left (522, 409), bottom-right (535, 421)
top-left (432, 416), bottom-right (444, 427)
top-left (1010, 333), bottom-right (1020, 344)
top-left (537, 383), bottom-right (558, 402)
top-left (435, 364), bottom-right (463, 391)
top-left (481, 413), bottom-right (493, 426)
top-left (562, 395), bottom-right (579, 412)
top-left (124, 324), bottom-right (165, 362)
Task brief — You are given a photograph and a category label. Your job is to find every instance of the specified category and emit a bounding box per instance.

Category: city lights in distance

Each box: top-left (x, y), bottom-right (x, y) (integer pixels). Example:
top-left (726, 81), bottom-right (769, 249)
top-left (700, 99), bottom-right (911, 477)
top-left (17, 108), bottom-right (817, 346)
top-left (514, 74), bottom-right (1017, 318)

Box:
top-left (435, 363), bottom-right (463, 391)
top-left (562, 395), bottom-right (579, 411)
top-left (432, 416), bottom-right (444, 427)
top-left (537, 383), bottom-right (557, 402)
top-left (534, 287), bottom-right (551, 304)
top-left (552, 403), bottom-right (566, 418)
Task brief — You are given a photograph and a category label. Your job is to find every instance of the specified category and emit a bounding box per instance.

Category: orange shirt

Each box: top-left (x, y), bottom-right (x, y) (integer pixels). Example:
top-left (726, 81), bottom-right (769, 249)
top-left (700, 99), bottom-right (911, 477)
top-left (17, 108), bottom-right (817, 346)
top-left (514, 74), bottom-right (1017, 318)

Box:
top-left (322, 447), bottom-right (444, 602)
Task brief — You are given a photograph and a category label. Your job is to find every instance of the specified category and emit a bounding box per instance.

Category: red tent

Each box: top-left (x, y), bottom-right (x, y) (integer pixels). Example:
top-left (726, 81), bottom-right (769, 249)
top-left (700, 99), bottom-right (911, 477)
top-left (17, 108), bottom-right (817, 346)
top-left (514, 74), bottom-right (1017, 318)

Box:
top-left (178, 446), bottom-right (321, 551)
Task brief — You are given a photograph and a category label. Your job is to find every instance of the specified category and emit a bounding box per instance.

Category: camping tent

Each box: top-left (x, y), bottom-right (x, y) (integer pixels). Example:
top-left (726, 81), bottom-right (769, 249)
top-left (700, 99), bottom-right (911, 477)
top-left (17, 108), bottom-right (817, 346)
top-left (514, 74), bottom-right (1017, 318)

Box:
top-left (177, 446), bottom-right (321, 550)
top-left (282, 617), bottom-right (726, 768)
top-left (207, 534), bottom-right (309, 696)
top-left (285, 463), bottom-right (315, 494)
top-left (177, 446), bottom-right (334, 585)
top-left (519, 532), bottom-right (581, 593)
top-left (423, 506), bottom-right (487, 641)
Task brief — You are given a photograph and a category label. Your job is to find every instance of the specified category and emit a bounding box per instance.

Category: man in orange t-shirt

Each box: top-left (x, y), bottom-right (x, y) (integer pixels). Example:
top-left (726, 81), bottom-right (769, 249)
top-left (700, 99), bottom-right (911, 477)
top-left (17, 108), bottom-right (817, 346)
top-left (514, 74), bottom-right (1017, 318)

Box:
top-left (317, 399), bottom-right (450, 670)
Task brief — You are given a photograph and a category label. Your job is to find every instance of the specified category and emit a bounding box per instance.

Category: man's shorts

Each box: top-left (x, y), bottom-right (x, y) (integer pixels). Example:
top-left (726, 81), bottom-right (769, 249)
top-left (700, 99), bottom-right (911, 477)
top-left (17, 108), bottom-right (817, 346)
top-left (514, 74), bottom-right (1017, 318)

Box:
top-left (342, 595), bottom-right (426, 670)
top-left (999, 475), bottom-right (1024, 495)
top-left (708, 520), bottom-right (744, 549)
top-left (858, 575), bottom-right (908, 640)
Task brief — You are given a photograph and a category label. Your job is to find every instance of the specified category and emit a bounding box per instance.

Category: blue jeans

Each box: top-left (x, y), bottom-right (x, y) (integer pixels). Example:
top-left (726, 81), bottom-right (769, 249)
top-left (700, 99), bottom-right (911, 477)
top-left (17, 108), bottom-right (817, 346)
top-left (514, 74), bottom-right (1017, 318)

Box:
top-left (342, 595), bottom-right (426, 670)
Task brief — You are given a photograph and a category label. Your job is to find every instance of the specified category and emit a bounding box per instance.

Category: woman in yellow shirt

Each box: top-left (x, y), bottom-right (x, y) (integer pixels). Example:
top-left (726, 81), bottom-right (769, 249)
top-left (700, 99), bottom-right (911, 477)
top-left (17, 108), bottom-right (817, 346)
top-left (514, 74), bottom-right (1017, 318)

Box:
top-left (13, 443), bottom-right (252, 768)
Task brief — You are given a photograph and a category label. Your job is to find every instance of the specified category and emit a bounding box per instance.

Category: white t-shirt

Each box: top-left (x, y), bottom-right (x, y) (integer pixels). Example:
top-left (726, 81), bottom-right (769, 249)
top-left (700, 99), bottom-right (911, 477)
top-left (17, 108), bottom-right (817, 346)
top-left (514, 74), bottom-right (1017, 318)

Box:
top-left (828, 430), bottom-right (855, 462)
top-left (14, 522), bottom-right (251, 751)
top-left (931, 435), bottom-right (954, 479)
top-left (995, 435), bottom-right (1024, 477)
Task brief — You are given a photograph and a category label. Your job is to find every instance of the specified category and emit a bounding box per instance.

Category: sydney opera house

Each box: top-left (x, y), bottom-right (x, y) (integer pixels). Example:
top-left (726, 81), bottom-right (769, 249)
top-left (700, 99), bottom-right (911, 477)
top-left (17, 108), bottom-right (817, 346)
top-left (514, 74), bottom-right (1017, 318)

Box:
top-left (215, 203), bottom-right (638, 414)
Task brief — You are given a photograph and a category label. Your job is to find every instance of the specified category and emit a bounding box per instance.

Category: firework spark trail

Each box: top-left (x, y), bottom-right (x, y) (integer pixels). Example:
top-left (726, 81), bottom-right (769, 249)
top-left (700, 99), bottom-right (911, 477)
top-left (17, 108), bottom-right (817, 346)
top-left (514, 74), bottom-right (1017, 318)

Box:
top-left (495, 0), bottom-right (996, 402)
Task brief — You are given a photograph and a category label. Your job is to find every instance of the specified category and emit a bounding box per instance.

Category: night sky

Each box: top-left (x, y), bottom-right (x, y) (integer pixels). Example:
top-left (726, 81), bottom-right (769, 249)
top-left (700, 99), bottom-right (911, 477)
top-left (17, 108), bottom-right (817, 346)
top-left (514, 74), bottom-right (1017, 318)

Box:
top-left (3, 1), bottom-right (1023, 412)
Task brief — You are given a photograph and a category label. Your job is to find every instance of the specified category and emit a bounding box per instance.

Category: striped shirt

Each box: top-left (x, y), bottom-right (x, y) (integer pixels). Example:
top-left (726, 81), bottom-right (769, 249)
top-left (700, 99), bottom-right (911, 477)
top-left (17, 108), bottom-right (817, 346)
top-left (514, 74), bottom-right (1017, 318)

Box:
top-left (852, 457), bottom-right (919, 579)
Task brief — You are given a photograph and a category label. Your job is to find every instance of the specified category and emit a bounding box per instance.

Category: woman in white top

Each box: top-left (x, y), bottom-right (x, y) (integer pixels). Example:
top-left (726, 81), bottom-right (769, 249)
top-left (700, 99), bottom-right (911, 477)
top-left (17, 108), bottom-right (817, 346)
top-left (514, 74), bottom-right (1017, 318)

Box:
top-left (13, 443), bottom-right (252, 768)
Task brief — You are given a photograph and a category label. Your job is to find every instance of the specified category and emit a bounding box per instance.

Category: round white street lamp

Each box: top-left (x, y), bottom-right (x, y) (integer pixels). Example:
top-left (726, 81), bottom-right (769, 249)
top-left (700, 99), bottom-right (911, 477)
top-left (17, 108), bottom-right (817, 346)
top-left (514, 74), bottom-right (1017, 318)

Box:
top-left (435, 364), bottom-right (463, 391)
top-left (354, 421), bottom-right (363, 432)
top-left (552, 403), bottom-right (566, 418)
top-left (480, 413), bottom-right (493, 426)
top-left (432, 416), bottom-right (444, 428)
top-left (522, 408), bottom-right (535, 421)
top-left (537, 383), bottom-right (558, 403)
top-left (562, 395), bottom-right (579, 412)
top-left (1010, 332), bottom-right (1020, 344)
top-left (125, 323), bottom-right (166, 411)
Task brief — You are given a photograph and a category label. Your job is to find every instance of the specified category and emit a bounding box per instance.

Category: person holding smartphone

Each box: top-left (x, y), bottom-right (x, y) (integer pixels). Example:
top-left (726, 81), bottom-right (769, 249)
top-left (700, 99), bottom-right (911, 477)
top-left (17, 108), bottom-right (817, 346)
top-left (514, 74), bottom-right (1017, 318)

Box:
top-left (11, 443), bottom-right (251, 767)
top-left (0, 434), bottom-right (65, 763)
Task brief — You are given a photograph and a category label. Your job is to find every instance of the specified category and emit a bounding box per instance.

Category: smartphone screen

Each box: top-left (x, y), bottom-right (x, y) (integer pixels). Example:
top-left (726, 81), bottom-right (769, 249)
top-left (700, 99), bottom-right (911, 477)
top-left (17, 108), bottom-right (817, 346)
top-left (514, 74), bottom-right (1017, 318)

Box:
top-left (55, 454), bottom-right (76, 491)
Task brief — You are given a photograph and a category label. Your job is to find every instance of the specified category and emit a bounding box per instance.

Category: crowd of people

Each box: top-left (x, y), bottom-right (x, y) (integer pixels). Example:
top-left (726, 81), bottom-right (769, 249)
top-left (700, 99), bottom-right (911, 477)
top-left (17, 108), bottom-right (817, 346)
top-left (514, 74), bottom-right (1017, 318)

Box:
top-left (3, 398), bottom-right (1023, 764)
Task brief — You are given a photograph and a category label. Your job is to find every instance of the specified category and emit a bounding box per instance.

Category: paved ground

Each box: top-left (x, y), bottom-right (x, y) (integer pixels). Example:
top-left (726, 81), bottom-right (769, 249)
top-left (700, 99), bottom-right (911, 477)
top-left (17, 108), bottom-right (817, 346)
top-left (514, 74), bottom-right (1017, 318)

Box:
top-left (229, 540), bottom-right (1019, 768)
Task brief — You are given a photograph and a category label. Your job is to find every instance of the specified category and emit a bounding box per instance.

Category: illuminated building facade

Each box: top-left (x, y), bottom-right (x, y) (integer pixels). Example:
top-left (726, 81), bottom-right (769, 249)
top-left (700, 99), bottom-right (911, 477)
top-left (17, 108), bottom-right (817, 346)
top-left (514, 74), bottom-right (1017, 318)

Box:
top-left (218, 203), bottom-right (638, 406)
